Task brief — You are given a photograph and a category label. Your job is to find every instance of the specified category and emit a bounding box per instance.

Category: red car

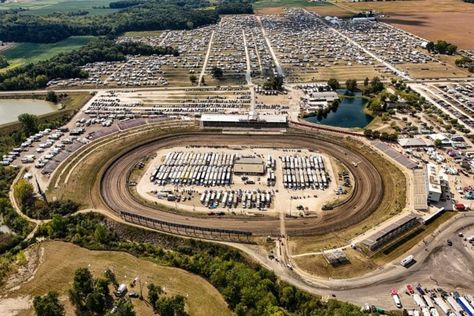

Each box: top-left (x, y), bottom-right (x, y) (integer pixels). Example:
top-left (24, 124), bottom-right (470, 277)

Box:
top-left (406, 284), bottom-right (415, 294)
top-left (390, 288), bottom-right (398, 296)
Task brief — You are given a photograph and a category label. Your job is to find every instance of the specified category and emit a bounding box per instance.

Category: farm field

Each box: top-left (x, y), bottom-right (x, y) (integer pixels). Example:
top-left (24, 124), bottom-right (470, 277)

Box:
top-left (1, 36), bottom-right (96, 72)
top-left (0, 0), bottom-right (118, 16)
top-left (0, 241), bottom-right (231, 316)
top-left (339, 0), bottom-right (474, 49)
top-left (253, 0), bottom-right (340, 14)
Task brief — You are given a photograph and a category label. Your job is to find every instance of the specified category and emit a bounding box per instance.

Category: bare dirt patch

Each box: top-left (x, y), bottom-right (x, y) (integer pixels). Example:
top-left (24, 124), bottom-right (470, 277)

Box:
top-left (383, 12), bottom-right (474, 50)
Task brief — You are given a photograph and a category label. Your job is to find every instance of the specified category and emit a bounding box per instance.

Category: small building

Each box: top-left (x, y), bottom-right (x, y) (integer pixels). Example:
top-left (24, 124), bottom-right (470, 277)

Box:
top-left (323, 249), bottom-right (349, 266)
top-left (234, 156), bottom-right (265, 175)
top-left (398, 138), bottom-right (428, 148)
top-left (429, 133), bottom-right (451, 147)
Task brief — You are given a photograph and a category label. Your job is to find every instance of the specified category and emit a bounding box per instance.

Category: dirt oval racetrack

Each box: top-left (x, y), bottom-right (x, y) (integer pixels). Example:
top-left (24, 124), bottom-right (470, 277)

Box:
top-left (100, 131), bottom-right (384, 237)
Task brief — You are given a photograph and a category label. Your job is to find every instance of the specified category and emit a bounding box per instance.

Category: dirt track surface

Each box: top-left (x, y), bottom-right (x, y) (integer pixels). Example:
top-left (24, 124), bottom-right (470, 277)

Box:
top-left (100, 132), bottom-right (384, 236)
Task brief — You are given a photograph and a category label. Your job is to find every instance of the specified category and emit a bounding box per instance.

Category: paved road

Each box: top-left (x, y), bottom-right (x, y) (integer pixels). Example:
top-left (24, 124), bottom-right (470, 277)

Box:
top-left (198, 31), bottom-right (214, 86)
top-left (100, 131), bottom-right (384, 236)
top-left (235, 213), bottom-right (474, 309)
top-left (256, 16), bottom-right (284, 77)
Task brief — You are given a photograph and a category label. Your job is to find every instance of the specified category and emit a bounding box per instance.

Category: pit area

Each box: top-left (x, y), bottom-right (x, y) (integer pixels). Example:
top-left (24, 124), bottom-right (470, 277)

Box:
top-left (136, 146), bottom-right (342, 216)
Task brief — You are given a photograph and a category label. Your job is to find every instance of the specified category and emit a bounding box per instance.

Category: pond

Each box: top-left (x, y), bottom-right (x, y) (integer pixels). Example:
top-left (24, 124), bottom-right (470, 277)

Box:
top-left (0, 99), bottom-right (61, 125)
top-left (304, 92), bottom-right (373, 129)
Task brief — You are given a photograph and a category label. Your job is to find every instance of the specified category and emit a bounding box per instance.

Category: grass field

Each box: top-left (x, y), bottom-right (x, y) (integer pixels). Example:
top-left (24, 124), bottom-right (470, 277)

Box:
top-left (0, 0), bottom-right (117, 16)
top-left (1, 36), bottom-right (96, 72)
top-left (293, 212), bottom-right (456, 278)
top-left (294, 248), bottom-right (379, 279)
top-left (3, 241), bottom-right (231, 316)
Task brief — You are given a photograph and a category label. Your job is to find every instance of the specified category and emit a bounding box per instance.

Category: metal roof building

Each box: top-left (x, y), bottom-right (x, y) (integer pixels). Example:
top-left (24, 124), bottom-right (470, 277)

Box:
top-left (362, 213), bottom-right (420, 251)
top-left (234, 156), bottom-right (265, 175)
top-left (200, 113), bottom-right (288, 129)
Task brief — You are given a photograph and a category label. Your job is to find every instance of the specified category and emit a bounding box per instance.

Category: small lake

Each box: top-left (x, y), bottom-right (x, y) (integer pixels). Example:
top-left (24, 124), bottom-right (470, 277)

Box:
top-left (0, 99), bottom-right (61, 125)
top-left (304, 92), bottom-right (373, 129)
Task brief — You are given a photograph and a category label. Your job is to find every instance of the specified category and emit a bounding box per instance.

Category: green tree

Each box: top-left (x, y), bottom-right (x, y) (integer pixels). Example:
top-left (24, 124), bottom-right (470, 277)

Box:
top-left (189, 75), bottom-right (197, 85)
top-left (18, 113), bottom-right (39, 136)
top-left (369, 77), bottom-right (384, 94)
top-left (13, 179), bottom-right (35, 210)
top-left (69, 267), bottom-right (94, 308)
top-left (426, 41), bottom-right (435, 52)
top-left (147, 283), bottom-right (163, 311)
top-left (446, 44), bottom-right (457, 55)
top-left (46, 91), bottom-right (59, 103)
top-left (263, 75), bottom-right (284, 90)
top-left (327, 78), bottom-right (340, 90)
top-left (345, 79), bottom-right (357, 93)
top-left (155, 295), bottom-right (186, 316)
top-left (33, 291), bottom-right (65, 316)
top-left (105, 268), bottom-right (119, 288)
top-left (112, 298), bottom-right (135, 316)
top-left (85, 288), bottom-right (107, 314)
top-left (211, 66), bottom-right (223, 79)
top-left (363, 77), bottom-right (369, 87)
top-left (94, 224), bottom-right (108, 244)
top-left (47, 214), bottom-right (67, 238)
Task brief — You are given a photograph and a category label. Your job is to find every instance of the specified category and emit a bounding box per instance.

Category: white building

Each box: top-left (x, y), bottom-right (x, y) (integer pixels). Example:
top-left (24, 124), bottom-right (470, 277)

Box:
top-left (426, 163), bottom-right (442, 202)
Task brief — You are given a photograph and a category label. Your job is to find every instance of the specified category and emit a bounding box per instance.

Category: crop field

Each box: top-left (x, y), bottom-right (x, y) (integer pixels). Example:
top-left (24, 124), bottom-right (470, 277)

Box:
top-left (1, 241), bottom-right (230, 316)
top-left (1, 36), bottom-right (96, 71)
top-left (0, 0), bottom-right (118, 16)
top-left (339, 0), bottom-right (474, 49)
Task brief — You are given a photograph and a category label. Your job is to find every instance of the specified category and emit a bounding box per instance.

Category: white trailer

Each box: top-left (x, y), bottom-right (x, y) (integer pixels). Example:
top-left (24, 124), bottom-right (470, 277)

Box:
top-left (434, 297), bottom-right (451, 315)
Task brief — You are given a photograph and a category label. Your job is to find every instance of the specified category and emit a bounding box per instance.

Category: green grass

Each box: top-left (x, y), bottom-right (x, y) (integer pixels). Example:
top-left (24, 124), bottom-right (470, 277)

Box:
top-left (253, 0), bottom-right (331, 9)
top-left (1, 36), bottom-right (96, 71)
top-left (0, 0), bottom-right (118, 16)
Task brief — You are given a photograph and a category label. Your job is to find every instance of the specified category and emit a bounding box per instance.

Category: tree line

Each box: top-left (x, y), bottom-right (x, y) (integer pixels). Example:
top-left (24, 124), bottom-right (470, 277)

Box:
top-left (216, 0), bottom-right (254, 14)
top-left (0, 39), bottom-right (178, 91)
top-left (0, 0), bottom-right (251, 43)
top-left (425, 40), bottom-right (457, 55)
top-left (36, 213), bottom-right (374, 316)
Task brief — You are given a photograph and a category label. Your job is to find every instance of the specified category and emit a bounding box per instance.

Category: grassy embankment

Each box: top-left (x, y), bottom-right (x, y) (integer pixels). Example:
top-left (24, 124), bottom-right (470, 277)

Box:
top-left (5, 241), bottom-right (231, 316)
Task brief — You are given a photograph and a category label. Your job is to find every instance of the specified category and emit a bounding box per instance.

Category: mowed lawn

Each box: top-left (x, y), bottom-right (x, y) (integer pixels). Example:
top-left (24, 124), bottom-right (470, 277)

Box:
top-left (6, 241), bottom-right (231, 316)
top-left (0, 0), bottom-right (117, 16)
top-left (1, 36), bottom-right (96, 71)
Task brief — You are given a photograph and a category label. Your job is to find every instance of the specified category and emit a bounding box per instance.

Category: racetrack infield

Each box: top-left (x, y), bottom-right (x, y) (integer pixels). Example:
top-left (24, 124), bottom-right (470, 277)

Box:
top-left (99, 131), bottom-right (385, 237)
